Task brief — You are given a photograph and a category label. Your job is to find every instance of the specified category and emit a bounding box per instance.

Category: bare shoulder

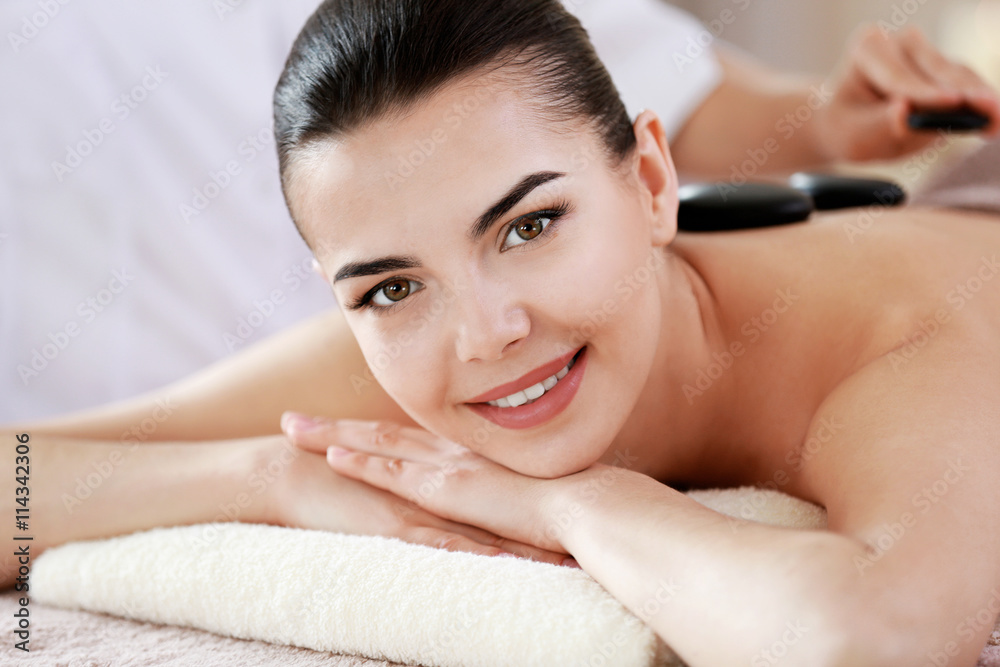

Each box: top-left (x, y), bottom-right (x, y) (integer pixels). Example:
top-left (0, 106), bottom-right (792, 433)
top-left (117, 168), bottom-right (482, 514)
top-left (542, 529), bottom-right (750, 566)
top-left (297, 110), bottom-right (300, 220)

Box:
top-left (785, 293), bottom-right (1000, 660)
top-left (672, 206), bottom-right (1000, 657)
top-left (6, 306), bottom-right (421, 440)
top-left (677, 204), bottom-right (1000, 351)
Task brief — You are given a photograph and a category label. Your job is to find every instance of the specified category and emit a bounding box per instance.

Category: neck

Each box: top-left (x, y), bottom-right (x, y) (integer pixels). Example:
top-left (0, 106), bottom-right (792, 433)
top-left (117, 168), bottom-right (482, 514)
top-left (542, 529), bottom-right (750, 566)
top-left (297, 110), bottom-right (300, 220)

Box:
top-left (604, 246), bottom-right (743, 486)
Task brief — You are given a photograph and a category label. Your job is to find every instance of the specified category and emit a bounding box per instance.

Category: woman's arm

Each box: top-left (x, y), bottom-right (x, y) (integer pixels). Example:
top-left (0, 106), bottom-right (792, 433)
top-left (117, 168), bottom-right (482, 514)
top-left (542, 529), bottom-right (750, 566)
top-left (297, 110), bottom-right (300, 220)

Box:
top-left (0, 427), bottom-right (568, 590)
top-left (550, 471), bottom-right (864, 665)
top-left (0, 431), bottom-right (278, 589)
top-left (2, 306), bottom-right (418, 442)
top-left (670, 43), bottom-right (832, 179)
top-left (290, 315), bottom-right (1000, 666)
top-left (550, 317), bottom-right (1000, 666)
top-left (670, 26), bottom-right (1000, 180)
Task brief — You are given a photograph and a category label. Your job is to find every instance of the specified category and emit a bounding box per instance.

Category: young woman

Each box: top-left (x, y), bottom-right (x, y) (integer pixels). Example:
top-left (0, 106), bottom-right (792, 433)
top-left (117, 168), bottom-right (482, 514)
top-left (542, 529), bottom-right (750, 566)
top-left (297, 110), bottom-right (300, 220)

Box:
top-left (5, 0), bottom-right (1000, 664)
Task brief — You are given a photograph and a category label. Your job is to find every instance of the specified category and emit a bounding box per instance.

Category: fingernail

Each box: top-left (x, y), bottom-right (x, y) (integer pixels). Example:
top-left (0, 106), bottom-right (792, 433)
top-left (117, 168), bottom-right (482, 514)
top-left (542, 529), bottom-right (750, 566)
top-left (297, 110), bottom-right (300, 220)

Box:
top-left (281, 411), bottom-right (320, 433)
top-left (327, 445), bottom-right (350, 459)
top-left (497, 551), bottom-right (519, 558)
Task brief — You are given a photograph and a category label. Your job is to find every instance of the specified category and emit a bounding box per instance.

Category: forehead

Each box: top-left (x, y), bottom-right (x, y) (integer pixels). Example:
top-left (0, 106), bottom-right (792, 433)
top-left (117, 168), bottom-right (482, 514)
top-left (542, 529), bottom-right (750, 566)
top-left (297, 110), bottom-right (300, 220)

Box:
top-left (289, 71), bottom-right (601, 264)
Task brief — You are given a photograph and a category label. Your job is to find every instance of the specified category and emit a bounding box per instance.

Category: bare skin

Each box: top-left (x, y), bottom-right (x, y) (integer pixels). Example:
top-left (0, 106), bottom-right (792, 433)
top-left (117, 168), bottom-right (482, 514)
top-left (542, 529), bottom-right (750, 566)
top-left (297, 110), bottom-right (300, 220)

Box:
top-left (5, 201), bottom-right (999, 663)
top-left (285, 205), bottom-right (1000, 667)
top-left (271, 69), bottom-right (1000, 665)
top-left (606, 204), bottom-right (1000, 493)
top-left (4, 23), bottom-right (1000, 666)
top-left (671, 26), bottom-right (1000, 179)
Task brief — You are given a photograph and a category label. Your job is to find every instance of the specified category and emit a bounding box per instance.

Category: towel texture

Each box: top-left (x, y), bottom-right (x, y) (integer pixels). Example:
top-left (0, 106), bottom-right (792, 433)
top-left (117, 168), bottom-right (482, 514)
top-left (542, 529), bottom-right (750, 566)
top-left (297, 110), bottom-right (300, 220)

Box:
top-left (31, 486), bottom-right (825, 667)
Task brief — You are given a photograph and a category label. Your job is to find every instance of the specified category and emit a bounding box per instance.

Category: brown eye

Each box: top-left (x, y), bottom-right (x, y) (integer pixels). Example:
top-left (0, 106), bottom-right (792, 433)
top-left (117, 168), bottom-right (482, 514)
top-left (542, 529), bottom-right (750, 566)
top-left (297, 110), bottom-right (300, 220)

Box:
top-left (502, 213), bottom-right (556, 251)
top-left (381, 280), bottom-right (410, 302)
top-left (515, 219), bottom-right (543, 241)
top-left (364, 278), bottom-right (423, 311)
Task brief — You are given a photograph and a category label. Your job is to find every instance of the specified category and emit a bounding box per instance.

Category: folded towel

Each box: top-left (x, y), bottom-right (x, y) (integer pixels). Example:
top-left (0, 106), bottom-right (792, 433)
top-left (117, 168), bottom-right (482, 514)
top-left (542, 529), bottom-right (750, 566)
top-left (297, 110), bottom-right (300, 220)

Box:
top-left (30, 486), bottom-right (827, 667)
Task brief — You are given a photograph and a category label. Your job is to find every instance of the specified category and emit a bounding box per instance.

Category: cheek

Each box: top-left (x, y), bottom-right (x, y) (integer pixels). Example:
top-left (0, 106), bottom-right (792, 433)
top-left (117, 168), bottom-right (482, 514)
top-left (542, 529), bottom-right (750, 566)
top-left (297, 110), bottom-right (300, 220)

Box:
top-left (553, 214), bottom-right (659, 342)
top-left (358, 331), bottom-right (445, 416)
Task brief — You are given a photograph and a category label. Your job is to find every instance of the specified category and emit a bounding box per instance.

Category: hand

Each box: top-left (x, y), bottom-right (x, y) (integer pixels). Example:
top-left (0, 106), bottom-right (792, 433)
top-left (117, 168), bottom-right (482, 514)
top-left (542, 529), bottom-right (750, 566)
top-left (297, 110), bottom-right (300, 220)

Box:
top-left (280, 412), bottom-right (581, 566)
top-left (812, 25), bottom-right (1000, 162)
top-left (253, 431), bottom-right (565, 564)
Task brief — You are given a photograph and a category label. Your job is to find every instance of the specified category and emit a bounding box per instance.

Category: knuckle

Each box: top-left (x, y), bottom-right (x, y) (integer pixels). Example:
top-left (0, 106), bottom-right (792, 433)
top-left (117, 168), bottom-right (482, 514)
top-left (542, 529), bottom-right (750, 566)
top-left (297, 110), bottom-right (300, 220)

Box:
top-left (431, 533), bottom-right (465, 552)
top-left (368, 421), bottom-right (401, 448)
top-left (491, 536), bottom-right (517, 552)
top-left (382, 457), bottom-right (405, 475)
top-left (389, 500), bottom-right (416, 522)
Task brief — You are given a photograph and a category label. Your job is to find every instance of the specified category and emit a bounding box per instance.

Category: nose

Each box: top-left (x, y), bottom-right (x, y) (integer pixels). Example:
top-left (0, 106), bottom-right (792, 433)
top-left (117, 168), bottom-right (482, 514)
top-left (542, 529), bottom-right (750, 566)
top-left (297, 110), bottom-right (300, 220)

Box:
top-left (453, 276), bottom-right (530, 363)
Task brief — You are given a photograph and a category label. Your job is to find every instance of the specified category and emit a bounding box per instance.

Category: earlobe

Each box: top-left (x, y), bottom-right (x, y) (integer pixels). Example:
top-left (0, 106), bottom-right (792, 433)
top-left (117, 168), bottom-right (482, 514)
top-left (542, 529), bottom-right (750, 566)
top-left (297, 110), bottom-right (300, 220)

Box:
top-left (632, 110), bottom-right (679, 247)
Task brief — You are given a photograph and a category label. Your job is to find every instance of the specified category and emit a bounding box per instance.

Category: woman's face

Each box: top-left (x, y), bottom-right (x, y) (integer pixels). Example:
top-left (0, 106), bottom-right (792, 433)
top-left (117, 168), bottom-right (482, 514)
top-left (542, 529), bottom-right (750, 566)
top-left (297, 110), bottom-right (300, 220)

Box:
top-left (290, 71), bottom-right (678, 478)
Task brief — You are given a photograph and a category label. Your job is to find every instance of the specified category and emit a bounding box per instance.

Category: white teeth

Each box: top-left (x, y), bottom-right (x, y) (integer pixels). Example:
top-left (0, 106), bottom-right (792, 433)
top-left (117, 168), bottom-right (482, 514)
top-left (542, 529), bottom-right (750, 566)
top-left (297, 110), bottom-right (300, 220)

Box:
top-left (523, 383), bottom-right (545, 400)
top-left (506, 391), bottom-right (528, 407)
top-left (485, 352), bottom-right (579, 408)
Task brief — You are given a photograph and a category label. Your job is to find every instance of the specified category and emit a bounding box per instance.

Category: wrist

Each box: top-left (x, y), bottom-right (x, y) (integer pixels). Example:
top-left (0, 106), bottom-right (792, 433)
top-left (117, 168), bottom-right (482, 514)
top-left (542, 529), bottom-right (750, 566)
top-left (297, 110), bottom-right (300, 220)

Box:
top-left (236, 435), bottom-right (301, 528)
top-left (539, 465), bottom-right (654, 554)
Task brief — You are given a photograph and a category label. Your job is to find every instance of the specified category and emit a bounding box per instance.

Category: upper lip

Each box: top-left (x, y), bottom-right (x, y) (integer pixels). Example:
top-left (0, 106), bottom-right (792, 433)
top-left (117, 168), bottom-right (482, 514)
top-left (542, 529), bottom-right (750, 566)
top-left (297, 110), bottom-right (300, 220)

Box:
top-left (466, 347), bottom-right (582, 404)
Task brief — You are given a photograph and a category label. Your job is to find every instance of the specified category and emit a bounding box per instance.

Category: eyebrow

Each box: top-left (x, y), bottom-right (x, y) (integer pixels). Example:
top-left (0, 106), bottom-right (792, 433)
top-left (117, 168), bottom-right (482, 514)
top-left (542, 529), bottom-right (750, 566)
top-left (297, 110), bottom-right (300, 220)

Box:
top-left (332, 170), bottom-right (566, 284)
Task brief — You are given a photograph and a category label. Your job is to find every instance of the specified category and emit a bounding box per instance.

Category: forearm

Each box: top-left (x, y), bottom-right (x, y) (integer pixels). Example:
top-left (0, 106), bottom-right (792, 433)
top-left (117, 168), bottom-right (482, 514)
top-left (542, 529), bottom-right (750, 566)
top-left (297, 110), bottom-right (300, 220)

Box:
top-left (550, 471), bottom-right (878, 666)
top-left (670, 47), bottom-right (831, 180)
top-left (0, 430), bottom-right (281, 589)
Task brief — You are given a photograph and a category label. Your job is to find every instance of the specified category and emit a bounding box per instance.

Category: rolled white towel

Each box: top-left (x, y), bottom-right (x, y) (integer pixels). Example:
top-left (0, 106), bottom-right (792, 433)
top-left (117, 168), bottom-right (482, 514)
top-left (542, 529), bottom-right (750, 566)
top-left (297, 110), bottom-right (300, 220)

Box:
top-left (30, 486), bottom-right (826, 667)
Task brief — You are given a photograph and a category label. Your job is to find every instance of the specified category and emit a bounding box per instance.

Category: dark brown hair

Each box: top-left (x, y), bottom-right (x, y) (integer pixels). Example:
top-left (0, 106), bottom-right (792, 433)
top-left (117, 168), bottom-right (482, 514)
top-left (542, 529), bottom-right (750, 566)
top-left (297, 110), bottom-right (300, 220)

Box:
top-left (273, 0), bottom-right (636, 241)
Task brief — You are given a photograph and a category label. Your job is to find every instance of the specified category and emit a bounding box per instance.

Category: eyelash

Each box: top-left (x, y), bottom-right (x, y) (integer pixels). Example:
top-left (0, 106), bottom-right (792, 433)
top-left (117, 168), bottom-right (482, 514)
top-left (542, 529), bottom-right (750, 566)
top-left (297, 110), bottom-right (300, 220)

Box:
top-left (346, 199), bottom-right (572, 315)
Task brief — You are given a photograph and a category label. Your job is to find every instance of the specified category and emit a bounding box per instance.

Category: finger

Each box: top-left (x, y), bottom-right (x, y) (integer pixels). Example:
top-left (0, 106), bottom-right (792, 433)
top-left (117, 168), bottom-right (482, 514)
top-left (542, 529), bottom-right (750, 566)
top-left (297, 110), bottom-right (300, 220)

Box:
top-left (280, 411), bottom-right (334, 453)
top-left (329, 419), bottom-right (443, 459)
top-left (893, 38), bottom-right (1000, 136)
top-left (400, 524), bottom-right (577, 567)
top-left (398, 525), bottom-right (518, 559)
top-left (487, 537), bottom-right (575, 567)
top-left (404, 500), bottom-right (566, 555)
top-left (855, 26), bottom-right (959, 107)
top-left (408, 505), bottom-right (572, 565)
top-left (431, 516), bottom-right (570, 564)
top-left (326, 445), bottom-right (434, 506)
top-left (899, 28), bottom-right (996, 98)
top-left (896, 28), bottom-right (963, 96)
top-left (281, 414), bottom-right (440, 462)
top-left (896, 29), bottom-right (1000, 129)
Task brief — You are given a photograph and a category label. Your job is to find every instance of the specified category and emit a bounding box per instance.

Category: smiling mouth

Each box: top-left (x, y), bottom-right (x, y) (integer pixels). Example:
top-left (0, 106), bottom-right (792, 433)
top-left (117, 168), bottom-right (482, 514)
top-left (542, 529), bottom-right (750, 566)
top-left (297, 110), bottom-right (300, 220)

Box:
top-left (480, 347), bottom-right (584, 409)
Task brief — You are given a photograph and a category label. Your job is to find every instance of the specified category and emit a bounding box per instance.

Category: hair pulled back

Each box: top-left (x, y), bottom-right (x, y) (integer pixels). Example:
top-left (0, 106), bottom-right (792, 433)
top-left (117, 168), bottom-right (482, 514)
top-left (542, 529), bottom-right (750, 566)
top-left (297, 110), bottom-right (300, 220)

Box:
top-left (274, 0), bottom-right (636, 230)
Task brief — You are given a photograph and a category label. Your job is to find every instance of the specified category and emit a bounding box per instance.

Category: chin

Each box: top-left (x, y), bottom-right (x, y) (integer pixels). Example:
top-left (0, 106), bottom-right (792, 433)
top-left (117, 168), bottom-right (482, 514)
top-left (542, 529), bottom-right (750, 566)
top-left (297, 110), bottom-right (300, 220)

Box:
top-left (498, 434), bottom-right (609, 480)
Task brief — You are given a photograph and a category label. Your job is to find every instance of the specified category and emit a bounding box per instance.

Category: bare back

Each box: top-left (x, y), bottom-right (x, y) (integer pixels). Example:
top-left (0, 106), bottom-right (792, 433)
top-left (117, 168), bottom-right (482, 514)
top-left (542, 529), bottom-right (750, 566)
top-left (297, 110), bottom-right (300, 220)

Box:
top-left (670, 204), bottom-right (1000, 499)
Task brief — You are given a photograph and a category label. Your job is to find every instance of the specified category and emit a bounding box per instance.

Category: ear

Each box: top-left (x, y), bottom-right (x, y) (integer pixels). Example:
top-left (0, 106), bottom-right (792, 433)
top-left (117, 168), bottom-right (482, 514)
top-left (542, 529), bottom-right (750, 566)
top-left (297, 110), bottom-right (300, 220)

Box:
top-left (632, 109), bottom-right (679, 247)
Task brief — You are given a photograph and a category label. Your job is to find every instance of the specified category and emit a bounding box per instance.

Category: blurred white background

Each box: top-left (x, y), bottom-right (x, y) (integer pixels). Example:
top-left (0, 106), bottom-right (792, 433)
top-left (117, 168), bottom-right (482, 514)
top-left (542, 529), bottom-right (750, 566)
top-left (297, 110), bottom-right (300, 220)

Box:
top-left (674, 0), bottom-right (1000, 86)
top-left (2, 0), bottom-right (998, 424)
